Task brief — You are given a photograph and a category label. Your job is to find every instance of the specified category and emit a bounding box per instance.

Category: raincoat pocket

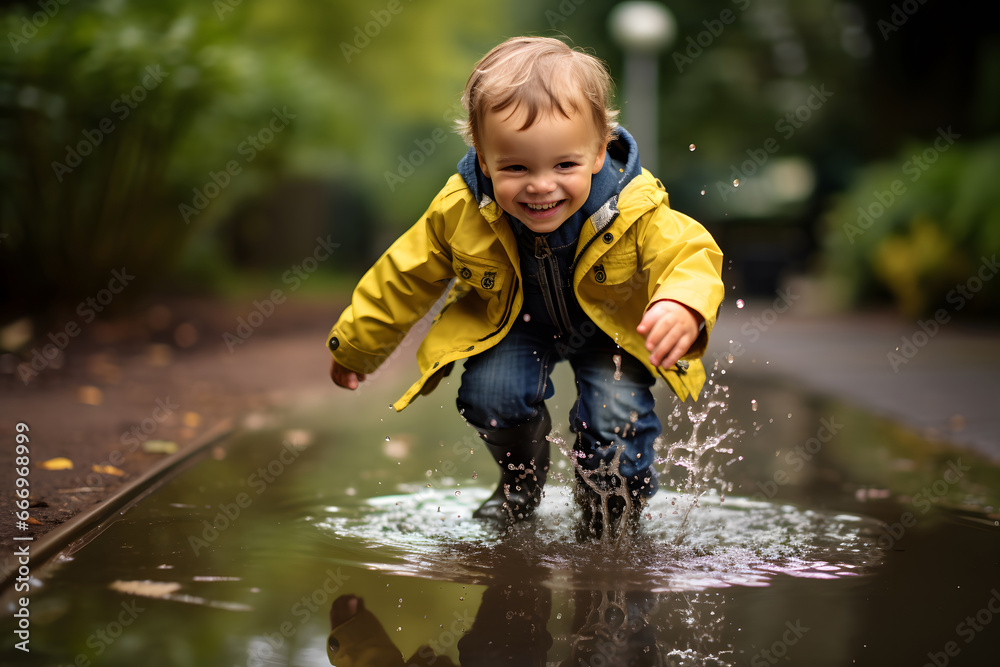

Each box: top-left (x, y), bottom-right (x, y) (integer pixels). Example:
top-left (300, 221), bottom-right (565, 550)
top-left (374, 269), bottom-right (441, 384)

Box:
top-left (451, 248), bottom-right (508, 299)
top-left (596, 244), bottom-right (638, 286)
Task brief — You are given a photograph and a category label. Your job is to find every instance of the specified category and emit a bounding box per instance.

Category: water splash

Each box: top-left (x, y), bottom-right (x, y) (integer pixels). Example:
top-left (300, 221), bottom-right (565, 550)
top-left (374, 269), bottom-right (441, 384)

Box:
top-left (658, 374), bottom-right (739, 545)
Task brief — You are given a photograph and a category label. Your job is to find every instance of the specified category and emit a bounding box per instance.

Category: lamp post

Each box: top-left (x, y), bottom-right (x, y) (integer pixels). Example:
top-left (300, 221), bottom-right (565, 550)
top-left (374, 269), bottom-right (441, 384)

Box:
top-left (608, 2), bottom-right (676, 175)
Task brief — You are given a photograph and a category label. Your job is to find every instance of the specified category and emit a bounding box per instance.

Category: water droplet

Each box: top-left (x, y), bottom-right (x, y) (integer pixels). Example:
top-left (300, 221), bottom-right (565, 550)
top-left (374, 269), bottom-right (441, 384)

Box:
top-left (472, 471), bottom-right (478, 479)
top-left (385, 436), bottom-right (390, 442)
top-left (700, 188), bottom-right (706, 195)
top-left (454, 490), bottom-right (461, 496)
top-left (612, 354), bottom-right (623, 381)
top-left (489, 418), bottom-right (498, 427)
top-left (736, 299), bottom-right (745, 309)
top-left (751, 399), bottom-right (758, 412)
top-left (688, 143), bottom-right (696, 151)
top-left (733, 178), bottom-right (740, 187)
top-left (522, 313), bottom-right (531, 322)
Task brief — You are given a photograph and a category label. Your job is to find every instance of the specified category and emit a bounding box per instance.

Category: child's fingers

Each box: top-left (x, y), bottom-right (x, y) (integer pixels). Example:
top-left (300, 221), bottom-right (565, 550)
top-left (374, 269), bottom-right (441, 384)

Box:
top-left (330, 360), bottom-right (365, 389)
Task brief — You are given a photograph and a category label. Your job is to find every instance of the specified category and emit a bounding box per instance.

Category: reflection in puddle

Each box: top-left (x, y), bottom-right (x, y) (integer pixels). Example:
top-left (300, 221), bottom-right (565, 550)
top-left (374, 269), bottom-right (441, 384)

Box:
top-left (314, 487), bottom-right (884, 592)
top-left (328, 579), bottom-right (735, 666)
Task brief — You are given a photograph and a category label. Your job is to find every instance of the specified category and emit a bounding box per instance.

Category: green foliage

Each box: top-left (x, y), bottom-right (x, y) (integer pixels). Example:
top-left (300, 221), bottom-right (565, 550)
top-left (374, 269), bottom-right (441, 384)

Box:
top-left (0, 0), bottom-right (522, 318)
top-left (820, 137), bottom-right (1000, 315)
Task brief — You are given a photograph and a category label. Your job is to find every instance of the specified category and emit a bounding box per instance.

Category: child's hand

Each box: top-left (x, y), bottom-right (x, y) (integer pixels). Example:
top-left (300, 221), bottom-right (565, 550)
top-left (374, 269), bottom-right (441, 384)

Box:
top-left (330, 359), bottom-right (366, 390)
top-left (636, 299), bottom-right (703, 370)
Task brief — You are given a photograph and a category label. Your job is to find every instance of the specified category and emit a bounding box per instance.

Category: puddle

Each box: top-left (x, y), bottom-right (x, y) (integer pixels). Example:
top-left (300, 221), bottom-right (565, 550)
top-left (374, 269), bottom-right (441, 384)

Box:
top-left (3, 368), bottom-right (1000, 666)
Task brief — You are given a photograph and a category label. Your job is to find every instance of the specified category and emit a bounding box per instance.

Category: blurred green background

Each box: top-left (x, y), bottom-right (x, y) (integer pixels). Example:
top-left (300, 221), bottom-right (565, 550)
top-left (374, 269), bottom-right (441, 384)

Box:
top-left (2, 0), bottom-right (999, 324)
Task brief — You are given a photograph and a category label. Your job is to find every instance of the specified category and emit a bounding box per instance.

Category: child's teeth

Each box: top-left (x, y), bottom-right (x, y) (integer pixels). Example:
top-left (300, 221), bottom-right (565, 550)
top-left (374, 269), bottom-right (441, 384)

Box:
top-left (527, 202), bottom-right (558, 210)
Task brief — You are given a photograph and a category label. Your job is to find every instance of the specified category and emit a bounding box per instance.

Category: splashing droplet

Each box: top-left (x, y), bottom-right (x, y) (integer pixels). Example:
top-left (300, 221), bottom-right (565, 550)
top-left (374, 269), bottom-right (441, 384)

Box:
top-left (733, 178), bottom-right (740, 187)
top-left (522, 313), bottom-right (531, 322)
top-left (736, 299), bottom-right (745, 309)
top-left (700, 188), bottom-right (706, 195)
top-left (612, 354), bottom-right (623, 381)
top-left (751, 399), bottom-right (758, 412)
top-left (689, 143), bottom-right (696, 151)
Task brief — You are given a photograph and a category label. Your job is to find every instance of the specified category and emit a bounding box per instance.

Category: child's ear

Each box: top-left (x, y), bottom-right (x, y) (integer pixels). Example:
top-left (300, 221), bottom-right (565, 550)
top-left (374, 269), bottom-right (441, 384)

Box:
top-left (591, 143), bottom-right (607, 174)
top-left (477, 150), bottom-right (491, 178)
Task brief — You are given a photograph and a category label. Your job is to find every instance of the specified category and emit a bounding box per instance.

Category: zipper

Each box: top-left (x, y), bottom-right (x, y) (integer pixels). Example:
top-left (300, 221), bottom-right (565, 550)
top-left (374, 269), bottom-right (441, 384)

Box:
top-left (477, 275), bottom-right (519, 342)
top-left (535, 236), bottom-right (574, 335)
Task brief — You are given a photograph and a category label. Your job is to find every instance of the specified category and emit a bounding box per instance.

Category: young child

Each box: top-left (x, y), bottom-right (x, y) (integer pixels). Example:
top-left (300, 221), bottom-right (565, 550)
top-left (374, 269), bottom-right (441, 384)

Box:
top-left (328, 36), bottom-right (724, 534)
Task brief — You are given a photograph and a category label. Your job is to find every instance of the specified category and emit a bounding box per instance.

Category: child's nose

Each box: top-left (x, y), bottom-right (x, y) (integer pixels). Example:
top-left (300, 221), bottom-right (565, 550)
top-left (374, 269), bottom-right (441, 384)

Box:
top-left (527, 175), bottom-right (556, 194)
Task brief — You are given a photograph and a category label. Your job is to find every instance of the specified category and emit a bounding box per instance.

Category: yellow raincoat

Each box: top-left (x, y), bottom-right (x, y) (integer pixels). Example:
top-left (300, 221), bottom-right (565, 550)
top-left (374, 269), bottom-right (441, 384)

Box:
top-left (327, 169), bottom-right (724, 411)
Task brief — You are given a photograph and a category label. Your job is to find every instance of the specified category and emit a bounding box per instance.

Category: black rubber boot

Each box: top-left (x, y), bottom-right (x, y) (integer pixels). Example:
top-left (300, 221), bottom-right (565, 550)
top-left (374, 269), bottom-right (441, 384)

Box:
top-left (473, 407), bottom-right (552, 524)
top-left (574, 456), bottom-right (650, 541)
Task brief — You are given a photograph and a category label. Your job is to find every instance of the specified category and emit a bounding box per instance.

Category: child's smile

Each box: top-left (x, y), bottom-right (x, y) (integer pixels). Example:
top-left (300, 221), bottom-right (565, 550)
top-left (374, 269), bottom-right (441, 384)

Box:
top-left (477, 104), bottom-right (607, 234)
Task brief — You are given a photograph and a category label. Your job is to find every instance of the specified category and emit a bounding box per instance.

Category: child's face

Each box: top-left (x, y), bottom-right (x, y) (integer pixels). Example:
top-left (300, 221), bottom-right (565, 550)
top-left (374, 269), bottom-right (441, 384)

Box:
top-left (477, 105), bottom-right (607, 234)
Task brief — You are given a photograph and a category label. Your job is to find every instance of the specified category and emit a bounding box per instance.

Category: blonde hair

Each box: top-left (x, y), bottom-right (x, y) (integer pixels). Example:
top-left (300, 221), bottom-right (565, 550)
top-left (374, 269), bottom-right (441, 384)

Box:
top-left (456, 36), bottom-right (618, 149)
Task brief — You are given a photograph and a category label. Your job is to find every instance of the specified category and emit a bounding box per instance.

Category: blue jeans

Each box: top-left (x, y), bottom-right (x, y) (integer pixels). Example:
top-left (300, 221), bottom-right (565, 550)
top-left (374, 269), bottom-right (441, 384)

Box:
top-left (456, 317), bottom-right (661, 498)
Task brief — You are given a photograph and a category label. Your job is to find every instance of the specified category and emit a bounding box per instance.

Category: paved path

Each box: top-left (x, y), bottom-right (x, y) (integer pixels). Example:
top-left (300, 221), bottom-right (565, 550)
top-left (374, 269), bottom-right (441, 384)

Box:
top-left (707, 299), bottom-right (1000, 461)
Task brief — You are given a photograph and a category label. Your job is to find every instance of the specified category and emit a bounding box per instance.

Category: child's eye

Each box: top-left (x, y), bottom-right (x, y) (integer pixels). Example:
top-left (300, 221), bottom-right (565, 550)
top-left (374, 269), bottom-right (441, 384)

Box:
top-left (502, 165), bottom-right (527, 172)
top-left (557, 161), bottom-right (578, 169)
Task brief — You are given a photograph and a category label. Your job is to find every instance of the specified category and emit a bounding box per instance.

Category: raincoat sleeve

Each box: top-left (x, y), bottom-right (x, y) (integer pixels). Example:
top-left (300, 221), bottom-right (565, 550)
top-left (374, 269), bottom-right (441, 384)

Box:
top-left (327, 609), bottom-right (405, 666)
top-left (636, 200), bottom-right (725, 360)
top-left (327, 186), bottom-right (458, 375)
top-left (327, 610), bottom-right (459, 667)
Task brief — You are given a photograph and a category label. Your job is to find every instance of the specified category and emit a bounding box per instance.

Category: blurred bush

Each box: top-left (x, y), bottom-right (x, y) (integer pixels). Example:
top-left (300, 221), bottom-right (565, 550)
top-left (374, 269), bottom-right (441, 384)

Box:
top-left (819, 137), bottom-right (1000, 316)
top-left (0, 0), bottom-right (517, 321)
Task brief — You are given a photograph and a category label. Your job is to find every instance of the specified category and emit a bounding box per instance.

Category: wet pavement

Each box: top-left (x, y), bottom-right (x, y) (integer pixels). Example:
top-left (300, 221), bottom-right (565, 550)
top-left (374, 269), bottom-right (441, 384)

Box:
top-left (3, 348), bottom-right (1000, 666)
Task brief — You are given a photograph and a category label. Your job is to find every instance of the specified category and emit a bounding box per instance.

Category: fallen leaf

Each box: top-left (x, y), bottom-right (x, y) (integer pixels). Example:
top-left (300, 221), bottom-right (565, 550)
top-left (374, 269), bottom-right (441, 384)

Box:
top-left (76, 385), bottom-right (103, 406)
top-left (91, 464), bottom-right (125, 476)
top-left (40, 457), bottom-right (74, 470)
top-left (109, 580), bottom-right (182, 599)
top-left (142, 440), bottom-right (179, 455)
top-left (147, 343), bottom-right (172, 367)
top-left (27, 517), bottom-right (44, 525)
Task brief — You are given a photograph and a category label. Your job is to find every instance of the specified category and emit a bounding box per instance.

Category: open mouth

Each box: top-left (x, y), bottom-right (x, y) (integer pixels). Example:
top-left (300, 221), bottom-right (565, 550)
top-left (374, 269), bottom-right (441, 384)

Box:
top-left (521, 200), bottom-right (565, 214)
